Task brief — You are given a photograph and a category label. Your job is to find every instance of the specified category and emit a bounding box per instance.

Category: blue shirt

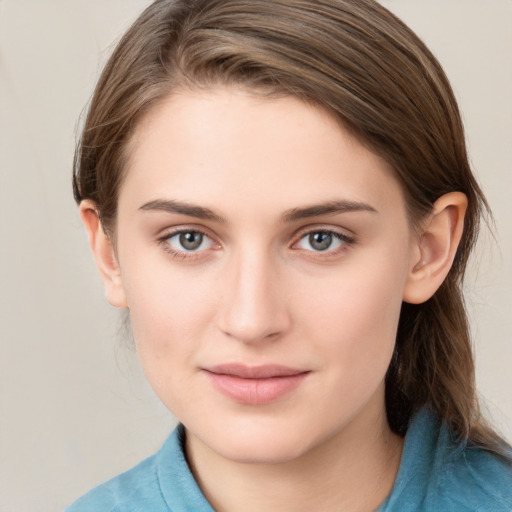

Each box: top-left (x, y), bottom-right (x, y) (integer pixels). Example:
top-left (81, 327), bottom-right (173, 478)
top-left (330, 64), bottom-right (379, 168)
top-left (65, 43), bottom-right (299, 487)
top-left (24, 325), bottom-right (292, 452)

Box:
top-left (65, 409), bottom-right (512, 511)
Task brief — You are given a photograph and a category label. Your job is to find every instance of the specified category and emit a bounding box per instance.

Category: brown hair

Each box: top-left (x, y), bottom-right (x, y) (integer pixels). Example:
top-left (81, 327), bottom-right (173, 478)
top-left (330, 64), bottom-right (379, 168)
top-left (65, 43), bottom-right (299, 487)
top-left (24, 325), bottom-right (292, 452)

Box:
top-left (73, 0), bottom-right (508, 455)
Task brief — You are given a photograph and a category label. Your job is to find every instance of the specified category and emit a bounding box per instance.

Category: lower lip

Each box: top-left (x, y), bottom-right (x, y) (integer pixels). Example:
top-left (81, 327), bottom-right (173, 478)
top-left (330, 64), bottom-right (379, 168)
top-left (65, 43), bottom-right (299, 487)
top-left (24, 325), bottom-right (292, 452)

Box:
top-left (204, 371), bottom-right (309, 405)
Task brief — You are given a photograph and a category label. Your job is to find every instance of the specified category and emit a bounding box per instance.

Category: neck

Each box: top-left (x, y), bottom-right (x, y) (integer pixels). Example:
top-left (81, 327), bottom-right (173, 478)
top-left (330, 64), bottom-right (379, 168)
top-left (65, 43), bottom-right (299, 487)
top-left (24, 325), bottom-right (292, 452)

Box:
top-left (185, 402), bottom-right (403, 512)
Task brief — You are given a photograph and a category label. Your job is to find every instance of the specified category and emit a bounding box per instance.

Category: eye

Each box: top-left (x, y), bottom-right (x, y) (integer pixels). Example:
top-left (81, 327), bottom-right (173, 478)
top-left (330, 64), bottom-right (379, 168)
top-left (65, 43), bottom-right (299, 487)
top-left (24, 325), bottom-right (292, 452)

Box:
top-left (295, 230), bottom-right (353, 253)
top-left (162, 230), bottom-right (216, 254)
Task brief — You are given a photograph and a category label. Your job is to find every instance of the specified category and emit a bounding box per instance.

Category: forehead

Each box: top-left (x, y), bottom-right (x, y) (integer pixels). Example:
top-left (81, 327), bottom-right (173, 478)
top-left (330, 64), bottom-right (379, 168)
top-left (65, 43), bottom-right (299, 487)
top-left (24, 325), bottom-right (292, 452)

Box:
top-left (121, 87), bottom-right (405, 219)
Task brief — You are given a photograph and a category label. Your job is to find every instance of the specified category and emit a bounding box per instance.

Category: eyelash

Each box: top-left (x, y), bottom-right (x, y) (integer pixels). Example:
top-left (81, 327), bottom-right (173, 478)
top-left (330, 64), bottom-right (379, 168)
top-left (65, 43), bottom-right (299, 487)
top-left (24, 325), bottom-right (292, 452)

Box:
top-left (157, 228), bottom-right (218, 260)
top-left (292, 228), bottom-right (356, 257)
top-left (157, 227), bottom-right (356, 261)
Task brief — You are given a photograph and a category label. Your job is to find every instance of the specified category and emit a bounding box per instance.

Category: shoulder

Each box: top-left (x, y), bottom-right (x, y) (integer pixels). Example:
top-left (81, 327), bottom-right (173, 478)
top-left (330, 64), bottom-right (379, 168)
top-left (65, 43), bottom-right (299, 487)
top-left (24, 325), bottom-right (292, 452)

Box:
top-left (438, 441), bottom-right (512, 511)
top-left (63, 429), bottom-right (178, 512)
top-left (380, 408), bottom-right (512, 512)
top-left (64, 425), bottom-right (214, 512)
top-left (63, 451), bottom-right (165, 512)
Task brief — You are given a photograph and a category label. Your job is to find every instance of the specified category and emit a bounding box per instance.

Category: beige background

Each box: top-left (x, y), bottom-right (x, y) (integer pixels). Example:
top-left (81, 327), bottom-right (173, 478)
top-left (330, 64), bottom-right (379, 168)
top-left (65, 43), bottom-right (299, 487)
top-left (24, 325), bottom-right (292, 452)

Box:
top-left (0, 1), bottom-right (510, 511)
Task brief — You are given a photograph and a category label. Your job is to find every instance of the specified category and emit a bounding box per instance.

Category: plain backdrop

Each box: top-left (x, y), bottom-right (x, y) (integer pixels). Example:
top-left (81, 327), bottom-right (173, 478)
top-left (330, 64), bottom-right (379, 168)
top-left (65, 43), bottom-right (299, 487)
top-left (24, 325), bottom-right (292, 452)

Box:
top-left (0, 1), bottom-right (511, 511)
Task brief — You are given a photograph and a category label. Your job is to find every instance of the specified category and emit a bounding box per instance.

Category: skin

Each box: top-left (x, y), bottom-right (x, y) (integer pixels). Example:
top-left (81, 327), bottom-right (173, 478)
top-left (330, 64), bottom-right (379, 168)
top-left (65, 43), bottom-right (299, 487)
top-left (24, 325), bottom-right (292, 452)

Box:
top-left (81, 87), bottom-right (467, 511)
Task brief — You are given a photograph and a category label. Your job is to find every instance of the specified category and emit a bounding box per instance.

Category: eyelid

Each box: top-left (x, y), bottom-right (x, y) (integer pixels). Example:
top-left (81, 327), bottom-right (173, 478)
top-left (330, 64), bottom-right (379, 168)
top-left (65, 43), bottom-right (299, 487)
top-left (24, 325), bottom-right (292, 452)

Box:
top-left (157, 223), bottom-right (218, 241)
top-left (155, 223), bottom-right (355, 260)
top-left (290, 225), bottom-right (356, 254)
top-left (157, 225), bottom-right (221, 258)
top-left (291, 224), bottom-right (356, 242)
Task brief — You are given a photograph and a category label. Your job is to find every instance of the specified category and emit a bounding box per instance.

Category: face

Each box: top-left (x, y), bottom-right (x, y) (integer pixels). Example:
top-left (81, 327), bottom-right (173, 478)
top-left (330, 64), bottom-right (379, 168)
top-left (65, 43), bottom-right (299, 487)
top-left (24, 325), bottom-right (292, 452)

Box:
top-left (113, 87), bottom-right (418, 464)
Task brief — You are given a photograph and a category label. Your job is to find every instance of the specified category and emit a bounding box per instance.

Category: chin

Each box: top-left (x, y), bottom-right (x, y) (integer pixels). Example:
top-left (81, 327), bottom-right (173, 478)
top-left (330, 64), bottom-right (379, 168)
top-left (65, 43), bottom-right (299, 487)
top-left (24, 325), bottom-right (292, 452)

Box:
top-left (190, 415), bottom-right (322, 465)
top-left (215, 436), bottom-right (310, 465)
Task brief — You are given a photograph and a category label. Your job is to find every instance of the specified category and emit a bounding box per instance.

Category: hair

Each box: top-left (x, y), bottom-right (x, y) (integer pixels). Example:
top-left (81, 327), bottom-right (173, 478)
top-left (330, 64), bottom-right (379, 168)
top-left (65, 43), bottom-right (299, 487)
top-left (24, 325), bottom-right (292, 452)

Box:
top-left (73, 0), bottom-right (509, 456)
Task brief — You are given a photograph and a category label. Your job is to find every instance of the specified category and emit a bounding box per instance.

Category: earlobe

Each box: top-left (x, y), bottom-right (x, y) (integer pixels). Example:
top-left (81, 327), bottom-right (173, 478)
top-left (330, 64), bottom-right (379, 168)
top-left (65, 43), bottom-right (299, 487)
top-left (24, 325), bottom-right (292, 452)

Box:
top-left (403, 192), bottom-right (467, 304)
top-left (79, 200), bottom-right (128, 309)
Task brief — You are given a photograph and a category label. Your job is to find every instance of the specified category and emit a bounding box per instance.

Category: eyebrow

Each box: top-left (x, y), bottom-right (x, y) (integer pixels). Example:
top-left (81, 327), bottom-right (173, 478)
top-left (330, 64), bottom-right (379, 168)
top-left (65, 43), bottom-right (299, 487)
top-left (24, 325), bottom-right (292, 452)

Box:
top-left (138, 198), bottom-right (377, 223)
top-left (281, 200), bottom-right (378, 222)
top-left (139, 199), bottom-right (226, 223)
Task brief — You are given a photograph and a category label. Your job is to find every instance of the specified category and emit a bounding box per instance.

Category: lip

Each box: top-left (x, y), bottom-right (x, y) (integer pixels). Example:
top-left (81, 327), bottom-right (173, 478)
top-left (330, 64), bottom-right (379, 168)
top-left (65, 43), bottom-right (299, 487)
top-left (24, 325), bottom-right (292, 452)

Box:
top-left (203, 364), bottom-right (310, 405)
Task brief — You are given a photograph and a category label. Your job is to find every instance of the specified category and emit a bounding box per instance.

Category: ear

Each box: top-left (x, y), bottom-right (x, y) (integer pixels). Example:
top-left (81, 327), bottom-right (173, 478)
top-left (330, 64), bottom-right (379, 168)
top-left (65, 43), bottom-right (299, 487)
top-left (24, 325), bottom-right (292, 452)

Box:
top-left (403, 192), bottom-right (467, 304)
top-left (79, 200), bottom-right (128, 309)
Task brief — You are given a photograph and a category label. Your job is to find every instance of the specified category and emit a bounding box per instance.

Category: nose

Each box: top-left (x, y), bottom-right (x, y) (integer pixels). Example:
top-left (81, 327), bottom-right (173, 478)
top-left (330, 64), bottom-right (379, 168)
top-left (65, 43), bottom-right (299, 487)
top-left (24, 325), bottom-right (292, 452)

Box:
top-left (216, 246), bottom-right (291, 345)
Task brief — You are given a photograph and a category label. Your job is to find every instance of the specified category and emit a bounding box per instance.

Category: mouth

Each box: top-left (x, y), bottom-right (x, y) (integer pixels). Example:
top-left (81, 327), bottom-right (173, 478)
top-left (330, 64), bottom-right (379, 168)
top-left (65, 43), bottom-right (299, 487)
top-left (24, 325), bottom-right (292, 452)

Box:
top-left (203, 364), bottom-right (310, 405)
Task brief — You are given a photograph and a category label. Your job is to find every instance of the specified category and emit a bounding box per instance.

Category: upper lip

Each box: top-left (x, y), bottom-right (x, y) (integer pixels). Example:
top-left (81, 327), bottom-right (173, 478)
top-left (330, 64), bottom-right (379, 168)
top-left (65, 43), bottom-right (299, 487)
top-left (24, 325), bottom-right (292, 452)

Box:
top-left (204, 364), bottom-right (308, 379)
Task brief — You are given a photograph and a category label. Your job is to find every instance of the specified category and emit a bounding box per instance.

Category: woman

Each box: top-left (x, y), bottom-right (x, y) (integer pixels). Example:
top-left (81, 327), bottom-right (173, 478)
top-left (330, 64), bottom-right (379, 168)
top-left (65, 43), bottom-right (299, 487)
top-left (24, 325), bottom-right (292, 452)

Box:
top-left (65, 0), bottom-right (512, 510)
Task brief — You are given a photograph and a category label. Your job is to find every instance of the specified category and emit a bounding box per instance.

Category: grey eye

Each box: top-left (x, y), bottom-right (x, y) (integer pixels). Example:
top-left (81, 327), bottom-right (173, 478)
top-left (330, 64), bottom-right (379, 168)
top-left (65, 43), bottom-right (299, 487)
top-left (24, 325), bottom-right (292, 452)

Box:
top-left (165, 230), bottom-right (214, 253)
top-left (179, 231), bottom-right (203, 251)
top-left (308, 232), bottom-right (333, 251)
top-left (295, 230), bottom-right (347, 253)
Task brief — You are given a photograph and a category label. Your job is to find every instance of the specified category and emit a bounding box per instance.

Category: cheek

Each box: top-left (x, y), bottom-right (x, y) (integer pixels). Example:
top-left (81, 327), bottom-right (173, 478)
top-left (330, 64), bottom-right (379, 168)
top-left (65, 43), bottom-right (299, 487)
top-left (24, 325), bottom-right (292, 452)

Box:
top-left (120, 256), bottom-right (217, 362)
top-left (121, 263), bottom-right (220, 415)
top-left (298, 244), bottom-right (410, 379)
